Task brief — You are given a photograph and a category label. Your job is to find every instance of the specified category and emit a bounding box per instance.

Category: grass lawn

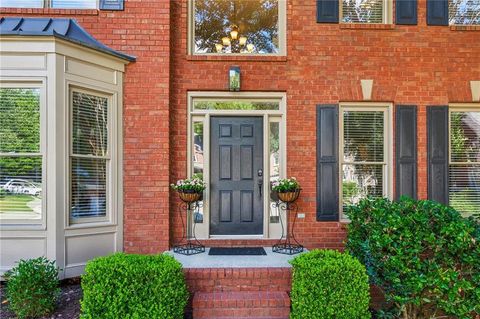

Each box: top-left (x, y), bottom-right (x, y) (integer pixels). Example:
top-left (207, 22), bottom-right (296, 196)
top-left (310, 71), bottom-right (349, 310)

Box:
top-left (0, 194), bottom-right (36, 213)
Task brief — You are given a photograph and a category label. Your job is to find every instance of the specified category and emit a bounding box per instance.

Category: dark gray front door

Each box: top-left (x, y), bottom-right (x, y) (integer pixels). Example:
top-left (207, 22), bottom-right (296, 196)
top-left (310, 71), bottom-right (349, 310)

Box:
top-left (210, 116), bottom-right (264, 235)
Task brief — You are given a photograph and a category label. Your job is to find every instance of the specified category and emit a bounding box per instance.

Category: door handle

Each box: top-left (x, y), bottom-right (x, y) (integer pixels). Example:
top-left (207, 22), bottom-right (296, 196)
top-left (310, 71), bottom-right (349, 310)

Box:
top-left (257, 169), bottom-right (263, 198)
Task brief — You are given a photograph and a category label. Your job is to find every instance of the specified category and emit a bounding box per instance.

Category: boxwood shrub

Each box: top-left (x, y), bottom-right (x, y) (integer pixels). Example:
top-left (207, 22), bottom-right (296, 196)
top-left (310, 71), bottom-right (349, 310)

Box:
top-left (4, 257), bottom-right (60, 319)
top-left (81, 253), bottom-right (188, 319)
top-left (290, 249), bottom-right (371, 319)
top-left (346, 197), bottom-right (480, 319)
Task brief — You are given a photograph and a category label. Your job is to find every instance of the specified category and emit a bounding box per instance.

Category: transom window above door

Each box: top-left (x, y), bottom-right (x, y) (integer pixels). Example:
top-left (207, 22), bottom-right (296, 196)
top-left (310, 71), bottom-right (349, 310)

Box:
top-left (190, 0), bottom-right (286, 55)
top-left (341, 0), bottom-right (393, 24)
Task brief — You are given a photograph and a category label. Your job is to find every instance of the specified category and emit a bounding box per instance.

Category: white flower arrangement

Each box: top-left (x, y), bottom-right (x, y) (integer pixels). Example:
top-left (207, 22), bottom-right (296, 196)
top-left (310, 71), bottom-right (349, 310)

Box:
top-left (271, 177), bottom-right (301, 192)
top-left (170, 175), bottom-right (206, 193)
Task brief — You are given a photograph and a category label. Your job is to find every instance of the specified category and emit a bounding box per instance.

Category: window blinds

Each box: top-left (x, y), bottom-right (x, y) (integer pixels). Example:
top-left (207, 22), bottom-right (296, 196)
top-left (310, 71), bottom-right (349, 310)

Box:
top-left (0, 88), bottom-right (42, 218)
top-left (342, 110), bottom-right (385, 207)
top-left (70, 91), bottom-right (109, 220)
top-left (342, 0), bottom-right (385, 23)
top-left (449, 111), bottom-right (480, 217)
top-left (449, 0), bottom-right (480, 25)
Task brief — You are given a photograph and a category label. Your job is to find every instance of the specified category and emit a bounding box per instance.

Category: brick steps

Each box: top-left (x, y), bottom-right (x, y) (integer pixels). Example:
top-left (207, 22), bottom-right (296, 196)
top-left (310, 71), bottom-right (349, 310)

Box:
top-left (184, 267), bottom-right (292, 293)
top-left (193, 291), bottom-right (290, 319)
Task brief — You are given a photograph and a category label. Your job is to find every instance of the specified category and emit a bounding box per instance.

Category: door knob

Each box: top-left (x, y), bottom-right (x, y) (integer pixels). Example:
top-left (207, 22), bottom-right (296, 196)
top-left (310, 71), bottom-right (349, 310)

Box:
top-left (258, 169), bottom-right (263, 197)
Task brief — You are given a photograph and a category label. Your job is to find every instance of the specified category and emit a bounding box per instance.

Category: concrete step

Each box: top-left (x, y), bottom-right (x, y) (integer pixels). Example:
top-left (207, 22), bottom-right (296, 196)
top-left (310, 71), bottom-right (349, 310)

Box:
top-left (184, 267), bottom-right (292, 293)
top-left (192, 291), bottom-right (290, 319)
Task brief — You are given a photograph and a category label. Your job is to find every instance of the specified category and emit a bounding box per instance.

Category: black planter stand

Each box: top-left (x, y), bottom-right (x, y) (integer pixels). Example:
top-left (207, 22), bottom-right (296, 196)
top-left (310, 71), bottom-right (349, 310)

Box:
top-left (272, 200), bottom-right (304, 255)
top-left (173, 200), bottom-right (205, 255)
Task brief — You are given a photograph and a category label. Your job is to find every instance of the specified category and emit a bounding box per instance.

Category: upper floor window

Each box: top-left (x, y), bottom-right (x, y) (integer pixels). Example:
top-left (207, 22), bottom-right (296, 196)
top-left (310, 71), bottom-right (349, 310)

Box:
top-left (190, 0), bottom-right (286, 55)
top-left (1, 0), bottom-right (97, 9)
top-left (449, 0), bottom-right (480, 25)
top-left (341, 0), bottom-right (392, 24)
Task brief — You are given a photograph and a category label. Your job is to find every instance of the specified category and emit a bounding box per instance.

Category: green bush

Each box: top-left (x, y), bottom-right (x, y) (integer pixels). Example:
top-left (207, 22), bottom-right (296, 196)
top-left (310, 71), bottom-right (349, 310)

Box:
top-left (4, 257), bottom-right (60, 319)
top-left (346, 197), bottom-right (480, 319)
top-left (81, 253), bottom-right (188, 319)
top-left (290, 249), bottom-right (371, 319)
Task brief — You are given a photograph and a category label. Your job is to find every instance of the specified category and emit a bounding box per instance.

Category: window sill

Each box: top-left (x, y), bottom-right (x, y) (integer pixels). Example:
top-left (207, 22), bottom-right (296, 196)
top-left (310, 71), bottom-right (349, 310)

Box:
top-left (340, 23), bottom-right (395, 30)
top-left (186, 55), bottom-right (288, 62)
top-left (450, 25), bottom-right (480, 31)
top-left (0, 7), bottom-right (99, 16)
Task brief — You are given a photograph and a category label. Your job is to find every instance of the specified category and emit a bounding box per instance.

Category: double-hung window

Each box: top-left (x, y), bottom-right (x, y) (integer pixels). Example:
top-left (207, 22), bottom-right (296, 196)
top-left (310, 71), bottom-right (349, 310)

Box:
top-left (0, 85), bottom-right (44, 221)
top-left (449, 107), bottom-right (480, 217)
top-left (340, 104), bottom-right (392, 216)
top-left (448, 0), bottom-right (480, 25)
top-left (341, 0), bottom-right (393, 24)
top-left (0, 0), bottom-right (97, 9)
top-left (70, 89), bottom-right (111, 223)
top-left (190, 0), bottom-right (286, 55)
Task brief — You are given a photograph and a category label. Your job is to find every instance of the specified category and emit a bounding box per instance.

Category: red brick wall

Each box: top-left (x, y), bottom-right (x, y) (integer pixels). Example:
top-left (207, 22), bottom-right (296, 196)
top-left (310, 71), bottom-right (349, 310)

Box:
top-left (169, 0), bottom-right (480, 249)
top-left (3, 0), bottom-right (479, 252)
top-left (1, 1), bottom-right (172, 253)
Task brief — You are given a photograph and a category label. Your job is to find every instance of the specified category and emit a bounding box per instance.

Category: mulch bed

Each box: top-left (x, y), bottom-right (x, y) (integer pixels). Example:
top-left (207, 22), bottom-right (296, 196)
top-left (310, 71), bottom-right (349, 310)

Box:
top-left (0, 279), bottom-right (82, 319)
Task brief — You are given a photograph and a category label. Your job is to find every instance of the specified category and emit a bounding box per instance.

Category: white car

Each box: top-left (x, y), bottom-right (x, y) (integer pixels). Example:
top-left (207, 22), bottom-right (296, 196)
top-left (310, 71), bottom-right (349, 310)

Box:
top-left (2, 179), bottom-right (42, 196)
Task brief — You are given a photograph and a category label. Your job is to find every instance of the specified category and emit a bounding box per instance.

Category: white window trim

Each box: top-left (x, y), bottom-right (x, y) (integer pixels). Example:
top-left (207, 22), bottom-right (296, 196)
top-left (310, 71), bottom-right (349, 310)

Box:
top-left (339, 102), bottom-right (393, 220)
top-left (339, 0), bottom-right (393, 24)
top-left (187, 91), bottom-right (287, 239)
top-left (67, 85), bottom-right (117, 227)
top-left (0, 79), bottom-right (47, 227)
top-left (187, 0), bottom-right (287, 56)
top-left (0, 0), bottom-right (98, 9)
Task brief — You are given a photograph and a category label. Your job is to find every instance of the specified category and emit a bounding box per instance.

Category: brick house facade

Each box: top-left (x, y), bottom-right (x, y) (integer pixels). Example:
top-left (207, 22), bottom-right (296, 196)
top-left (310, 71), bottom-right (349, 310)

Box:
top-left (0, 0), bottom-right (479, 276)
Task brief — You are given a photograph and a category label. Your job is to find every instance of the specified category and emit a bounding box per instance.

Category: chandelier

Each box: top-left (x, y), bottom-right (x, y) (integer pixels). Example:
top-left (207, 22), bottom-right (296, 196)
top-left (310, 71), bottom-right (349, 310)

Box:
top-left (215, 25), bottom-right (254, 54)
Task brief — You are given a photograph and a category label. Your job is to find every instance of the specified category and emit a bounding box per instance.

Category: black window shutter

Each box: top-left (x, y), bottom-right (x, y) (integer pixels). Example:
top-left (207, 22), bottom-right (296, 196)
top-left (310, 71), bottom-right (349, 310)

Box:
top-left (317, 0), bottom-right (339, 23)
top-left (99, 0), bottom-right (124, 11)
top-left (395, 105), bottom-right (417, 200)
top-left (396, 0), bottom-right (418, 25)
top-left (427, 106), bottom-right (449, 205)
top-left (316, 105), bottom-right (339, 221)
top-left (427, 0), bottom-right (449, 25)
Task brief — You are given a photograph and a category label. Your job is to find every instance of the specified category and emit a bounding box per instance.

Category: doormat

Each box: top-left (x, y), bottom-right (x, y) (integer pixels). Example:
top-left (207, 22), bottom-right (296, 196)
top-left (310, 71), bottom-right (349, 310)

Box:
top-left (208, 247), bottom-right (267, 256)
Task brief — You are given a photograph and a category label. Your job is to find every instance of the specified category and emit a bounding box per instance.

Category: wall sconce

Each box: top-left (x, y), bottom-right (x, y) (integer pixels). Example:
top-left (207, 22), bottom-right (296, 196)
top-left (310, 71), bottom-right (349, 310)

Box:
top-left (229, 66), bottom-right (240, 91)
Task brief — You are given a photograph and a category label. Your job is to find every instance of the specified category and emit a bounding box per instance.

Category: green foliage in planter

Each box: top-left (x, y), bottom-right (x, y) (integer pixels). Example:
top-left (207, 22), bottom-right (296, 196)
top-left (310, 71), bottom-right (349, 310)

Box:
top-left (290, 249), bottom-right (371, 319)
top-left (345, 197), bottom-right (480, 319)
top-left (4, 257), bottom-right (60, 319)
top-left (81, 253), bottom-right (188, 319)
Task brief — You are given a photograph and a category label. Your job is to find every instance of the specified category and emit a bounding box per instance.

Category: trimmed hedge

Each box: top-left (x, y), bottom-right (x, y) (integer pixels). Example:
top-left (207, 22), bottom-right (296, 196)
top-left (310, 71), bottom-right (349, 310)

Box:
top-left (80, 253), bottom-right (188, 319)
top-left (346, 197), bottom-right (480, 319)
top-left (290, 249), bottom-right (371, 319)
top-left (4, 257), bottom-right (60, 319)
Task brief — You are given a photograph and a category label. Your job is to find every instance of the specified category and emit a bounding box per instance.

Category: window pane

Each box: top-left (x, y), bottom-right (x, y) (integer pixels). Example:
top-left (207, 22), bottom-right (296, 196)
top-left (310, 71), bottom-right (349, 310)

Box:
top-left (71, 157), bottom-right (107, 219)
top-left (449, 0), bottom-right (480, 25)
top-left (0, 0), bottom-right (43, 8)
top-left (343, 111), bottom-right (384, 162)
top-left (72, 91), bottom-right (108, 156)
top-left (194, 0), bottom-right (279, 54)
top-left (194, 101), bottom-right (279, 111)
top-left (269, 122), bottom-right (280, 223)
top-left (0, 88), bottom-right (40, 153)
top-left (449, 165), bottom-right (480, 217)
top-left (193, 121), bottom-right (204, 223)
top-left (342, 164), bottom-right (384, 207)
top-left (342, 0), bottom-right (385, 23)
top-left (51, 0), bottom-right (97, 9)
top-left (0, 156), bottom-right (42, 219)
top-left (450, 111), bottom-right (480, 163)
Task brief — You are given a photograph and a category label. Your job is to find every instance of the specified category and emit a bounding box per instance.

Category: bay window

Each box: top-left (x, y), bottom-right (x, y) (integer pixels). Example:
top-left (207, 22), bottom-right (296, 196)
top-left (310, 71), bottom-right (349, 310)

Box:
top-left (0, 86), bottom-right (43, 221)
top-left (190, 0), bottom-right (286, 55)
top-left (449, 108), bottom-right (480, 217)
top-left (340, 104), bottom-right (392, 216)
top-left (70, 90), bottom-right (110, 223)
